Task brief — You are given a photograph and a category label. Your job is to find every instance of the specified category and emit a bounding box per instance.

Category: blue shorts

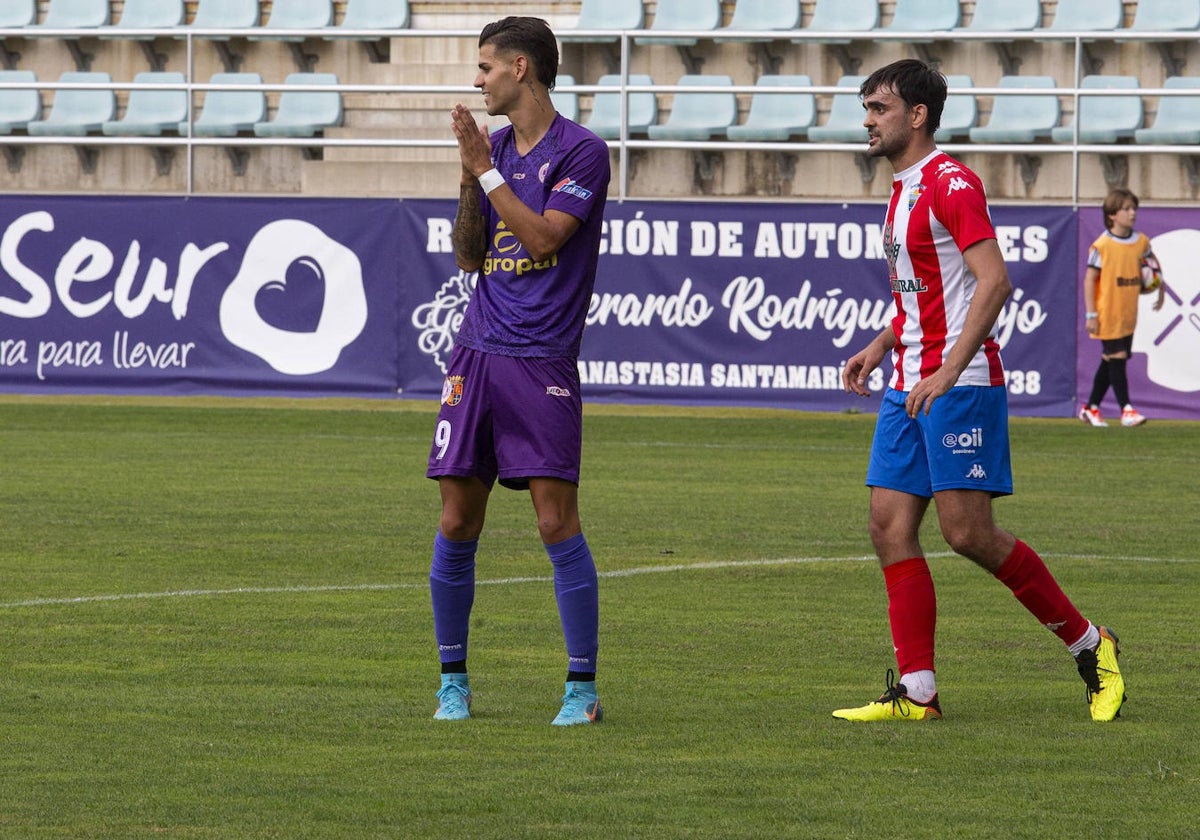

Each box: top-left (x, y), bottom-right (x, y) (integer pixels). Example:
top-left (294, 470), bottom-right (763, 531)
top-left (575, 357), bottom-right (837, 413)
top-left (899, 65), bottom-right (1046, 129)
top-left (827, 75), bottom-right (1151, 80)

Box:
top-left (426, 345), bottom-right (583, 490)
top-left (866, 386), bottom-right (1013, 498)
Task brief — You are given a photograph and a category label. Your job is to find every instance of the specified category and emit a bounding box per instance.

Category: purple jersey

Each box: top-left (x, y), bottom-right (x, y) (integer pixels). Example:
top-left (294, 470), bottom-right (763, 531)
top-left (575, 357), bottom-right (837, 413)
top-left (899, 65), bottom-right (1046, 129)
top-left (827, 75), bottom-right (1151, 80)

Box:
top-left (454, 114), bottom-right (610, 358)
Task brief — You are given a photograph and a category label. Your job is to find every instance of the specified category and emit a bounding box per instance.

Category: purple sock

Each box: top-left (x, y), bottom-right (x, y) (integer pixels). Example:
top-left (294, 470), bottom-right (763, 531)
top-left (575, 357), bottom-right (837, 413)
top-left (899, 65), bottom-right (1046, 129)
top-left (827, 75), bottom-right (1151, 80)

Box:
top-left (430, 532), bottom-right (477, 664)
top-left (546, 532), bottom-right (599, 673)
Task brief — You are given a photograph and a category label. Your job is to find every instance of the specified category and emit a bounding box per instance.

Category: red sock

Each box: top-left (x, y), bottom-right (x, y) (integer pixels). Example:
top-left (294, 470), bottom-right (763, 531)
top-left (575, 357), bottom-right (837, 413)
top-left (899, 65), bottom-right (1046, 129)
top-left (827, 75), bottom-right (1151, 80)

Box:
top-left (884, 557), bottom-right (937, 675)
top-left (994, 540), bottom-right (1089, 646)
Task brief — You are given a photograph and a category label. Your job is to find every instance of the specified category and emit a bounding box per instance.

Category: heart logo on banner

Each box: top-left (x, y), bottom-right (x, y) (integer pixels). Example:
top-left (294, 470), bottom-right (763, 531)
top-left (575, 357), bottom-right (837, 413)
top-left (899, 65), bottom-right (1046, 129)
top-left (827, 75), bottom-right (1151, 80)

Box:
top-left (253, 257), bottom-right (326, 334)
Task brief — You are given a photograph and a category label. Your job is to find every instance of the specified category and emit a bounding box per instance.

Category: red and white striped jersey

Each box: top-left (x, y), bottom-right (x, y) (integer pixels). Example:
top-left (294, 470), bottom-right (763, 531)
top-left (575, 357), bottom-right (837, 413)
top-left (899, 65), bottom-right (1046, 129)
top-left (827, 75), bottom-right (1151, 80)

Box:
top-left (882, 149), bottom-right (1005, 391)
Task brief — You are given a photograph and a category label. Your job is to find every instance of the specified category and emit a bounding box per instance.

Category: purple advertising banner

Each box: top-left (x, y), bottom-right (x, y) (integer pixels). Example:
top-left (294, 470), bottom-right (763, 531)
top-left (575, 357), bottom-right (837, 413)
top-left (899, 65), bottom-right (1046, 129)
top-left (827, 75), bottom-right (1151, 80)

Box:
top-left (1075, 206), bottom-right (1200, 421)
top-left (401, 199), bottom-right (1078, 416)
top-left (0, 196), bottom-right (402, 397)
top-left (4, 195), bottom-right (1194, 419)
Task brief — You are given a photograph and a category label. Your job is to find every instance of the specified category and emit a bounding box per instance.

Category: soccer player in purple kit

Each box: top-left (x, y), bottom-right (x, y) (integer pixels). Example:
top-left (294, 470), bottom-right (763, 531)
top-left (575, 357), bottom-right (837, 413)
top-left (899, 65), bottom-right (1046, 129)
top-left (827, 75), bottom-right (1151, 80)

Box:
top-left (425, 16), bottom-right (610, 726)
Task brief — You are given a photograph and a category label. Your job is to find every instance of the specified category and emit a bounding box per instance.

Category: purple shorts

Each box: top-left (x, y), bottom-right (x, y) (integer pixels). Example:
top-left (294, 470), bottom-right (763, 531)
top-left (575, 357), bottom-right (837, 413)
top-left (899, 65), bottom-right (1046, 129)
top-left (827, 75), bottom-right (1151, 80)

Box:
top-left (426, 345), bottom-right (583, 490)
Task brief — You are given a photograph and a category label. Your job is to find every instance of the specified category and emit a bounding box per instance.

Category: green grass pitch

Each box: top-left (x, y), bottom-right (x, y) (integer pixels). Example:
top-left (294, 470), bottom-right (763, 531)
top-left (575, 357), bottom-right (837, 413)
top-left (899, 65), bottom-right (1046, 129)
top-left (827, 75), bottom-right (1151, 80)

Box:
top-left (0, 396), bottom-right (1197, 838)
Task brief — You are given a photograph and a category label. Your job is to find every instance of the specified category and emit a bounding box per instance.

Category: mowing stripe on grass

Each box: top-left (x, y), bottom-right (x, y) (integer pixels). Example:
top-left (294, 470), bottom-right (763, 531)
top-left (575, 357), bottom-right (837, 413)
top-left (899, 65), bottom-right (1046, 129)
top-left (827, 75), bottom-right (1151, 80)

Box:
top-left (0, 551), bottom-right (1193, 610)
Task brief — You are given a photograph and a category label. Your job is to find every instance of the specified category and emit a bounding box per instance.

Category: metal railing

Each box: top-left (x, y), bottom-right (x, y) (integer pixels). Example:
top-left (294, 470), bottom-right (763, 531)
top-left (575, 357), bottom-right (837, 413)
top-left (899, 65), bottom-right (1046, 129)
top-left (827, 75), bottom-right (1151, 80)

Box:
top-left (0, 25), bottom-right (1196, 202)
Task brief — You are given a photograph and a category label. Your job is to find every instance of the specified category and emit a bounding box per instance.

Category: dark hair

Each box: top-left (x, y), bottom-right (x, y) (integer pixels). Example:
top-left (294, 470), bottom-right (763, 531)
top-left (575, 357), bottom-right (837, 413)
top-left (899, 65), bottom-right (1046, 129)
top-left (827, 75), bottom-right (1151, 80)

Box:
top-left (860, 59), bottom-right (947, 136)
top-left (1102, 188), bottom-right (1138, 230)
top-left (479, 16), bottom-right (559, 90)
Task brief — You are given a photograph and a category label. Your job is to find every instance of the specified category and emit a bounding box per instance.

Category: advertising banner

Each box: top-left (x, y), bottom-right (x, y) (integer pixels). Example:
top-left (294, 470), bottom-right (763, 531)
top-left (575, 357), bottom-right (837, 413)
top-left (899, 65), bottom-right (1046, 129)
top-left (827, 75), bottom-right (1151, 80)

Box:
top-left (0, 196), bottom-right (402, 397)
top-left (1075, 206), bottom-right (1200, 420)
top-left (402, 199), bottom-right (1078, 416)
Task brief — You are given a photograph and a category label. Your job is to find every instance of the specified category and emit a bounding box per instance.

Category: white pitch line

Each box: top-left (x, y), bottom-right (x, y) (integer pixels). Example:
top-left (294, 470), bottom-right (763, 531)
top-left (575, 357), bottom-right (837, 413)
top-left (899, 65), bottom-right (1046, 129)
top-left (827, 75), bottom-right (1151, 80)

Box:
top-left (0, 551), bottom-right (1193, 610)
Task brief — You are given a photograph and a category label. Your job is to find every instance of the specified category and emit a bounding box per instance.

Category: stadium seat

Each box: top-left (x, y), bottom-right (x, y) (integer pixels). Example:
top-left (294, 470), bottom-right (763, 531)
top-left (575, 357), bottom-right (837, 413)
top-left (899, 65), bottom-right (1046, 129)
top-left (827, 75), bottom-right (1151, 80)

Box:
top-left (1130, 0), bottom-right (1200, 31)
top-left (0, 70), bottom-right (40, 133)
top-left (100, 0), bottom-right (185, 71)
top-left (1047, 0), bottom-right (1123, 31)
top-left (182, 72), bottom-right (266, 136)
top-left (584, 74), bottom-right (658, 139)
top-left (191, 0), bottom-right (261, 72)
top-left (0, 0), bottom-right (36, 27)
top-left (105, 0), bottom-right (185, 32)
top-left (634, 0), bottom-right (722, 47)
top-left (251, 0), bottom-right (333, 41)
top-left (965, 0), bottom-right (1041, 31)
top-left (800, 0), bottom-right (879, 41)
top-left (26, 71), bottom-right (114, 136)
top-left (726, 75), bottom-right (815, 141)
top-left (254, 72), bottom-right (342, 138)
top-left (963, 0), bottom-right (1041, 74)
top-left (716, 0), bottom-right (802, 41)
top-left (249, 0), bottom-right (332, 71)
top-left (102, 72), bottom-right (187, 136)
top-left (29, 0), bottom-right (108, 29)
top-left (968, 76), bottom-right (1060, 143)
top-left (1051, 76), bottom-right (1143, 143)
top-left (1135, 76), bottom-right (1200, 143)
top-left (934, 75), bottom-right (977, 143)
top-left (795, 0), bottom-right (878, 75)
top-left (807, 75), bottom-right (868, 143)
top-left (646, 75), bottom-right (737, 141)
top-left (329, 0), bottom-right (409, 62)
top-left (551, 75), bottom-right (579, 122)
top-left (191, 0), bottom-right (260, 30)
top-left (560, 0), bottom-right (643, 43)
top-left (886, 0), bottom-right (960, 32)
top-left (26, 0), bottom-right (110, 70)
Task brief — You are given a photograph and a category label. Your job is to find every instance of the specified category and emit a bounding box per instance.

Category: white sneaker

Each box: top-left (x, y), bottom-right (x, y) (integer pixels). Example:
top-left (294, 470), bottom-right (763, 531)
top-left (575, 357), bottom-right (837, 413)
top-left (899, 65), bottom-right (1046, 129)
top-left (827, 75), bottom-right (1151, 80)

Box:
top-left (1079, 406), bottom-right (1108, 427)
top-left (1121, 405), bottom-right (1147, 427)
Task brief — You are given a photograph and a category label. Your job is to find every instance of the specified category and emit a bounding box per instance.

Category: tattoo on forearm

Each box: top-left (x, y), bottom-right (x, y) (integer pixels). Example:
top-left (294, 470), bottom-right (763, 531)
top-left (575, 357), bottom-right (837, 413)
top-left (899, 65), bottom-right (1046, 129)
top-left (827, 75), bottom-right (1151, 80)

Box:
top-left (452, 184), bottom-right (487, 264)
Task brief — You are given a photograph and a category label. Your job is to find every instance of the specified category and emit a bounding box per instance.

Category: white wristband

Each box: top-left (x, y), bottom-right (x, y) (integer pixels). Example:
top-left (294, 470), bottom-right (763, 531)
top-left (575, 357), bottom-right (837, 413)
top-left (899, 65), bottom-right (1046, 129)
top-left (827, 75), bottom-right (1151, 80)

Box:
top-left (478, 168), bottom-right (505, 195)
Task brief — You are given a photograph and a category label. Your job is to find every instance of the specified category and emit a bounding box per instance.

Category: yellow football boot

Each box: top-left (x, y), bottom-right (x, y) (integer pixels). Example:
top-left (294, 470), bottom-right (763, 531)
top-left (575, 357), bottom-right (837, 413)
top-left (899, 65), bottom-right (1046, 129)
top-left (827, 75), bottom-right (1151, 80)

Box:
top-left (833, 670), bottom-right (943, 721)
top-left (1075, 626), bottom-right (1126, 722)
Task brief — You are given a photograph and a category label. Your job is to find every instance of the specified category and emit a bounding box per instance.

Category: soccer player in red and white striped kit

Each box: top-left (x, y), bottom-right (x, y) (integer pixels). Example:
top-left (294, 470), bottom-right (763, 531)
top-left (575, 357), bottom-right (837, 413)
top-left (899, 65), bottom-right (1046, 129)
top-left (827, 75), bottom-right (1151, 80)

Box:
top-left (835, 59), bottom-right (1125, 722)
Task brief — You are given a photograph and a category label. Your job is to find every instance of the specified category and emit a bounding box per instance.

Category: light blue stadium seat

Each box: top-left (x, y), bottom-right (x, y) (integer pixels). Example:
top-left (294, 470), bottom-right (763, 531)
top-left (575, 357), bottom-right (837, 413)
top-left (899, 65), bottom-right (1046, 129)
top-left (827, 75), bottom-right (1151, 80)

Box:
top-left (191, 0), bottom-right (260, 36)
top-left (886, 0), bottom-right (959, 33)
top-left (807, 75), bottom-right (868, 142)
top-left (969, 76), bottom-right (1060, 143)
top-left (726, 75), bottom-right (815, 141)
top-left (105, 0), bottom-right (184, 34)
top-left (328, 0), bottom-right (409, 63)
top-left (1135, 76), bottom-right (1200, 144)
top-left (26, 71), bottom-right (114, 136)
top-left (584, 74), bottom-right (658, 139)
top-left (646, 75), bottom-right (737, 141)
top-left (1131, 0), bottom-right (1200, 30)
top-left (0, 0), bottom-right (36, 27)
top-left (551, 75), bottom-right (579, 122)
top-left (934, 75), bottom-right (977, 142)
top-left (30, 0), bottom-right (109, 29)
top-left (799, 0), bottom-right (879, 42)
top-left (560, 0), bottom-right (643, 43)
top-left (182, 72), bottom-right (267, 136)
top-left (965, 0), bottom-right (1041, 31)
top-left (716, 0), bottom-right (801, 41)
top-left (1047, 0), bottom-right (1123, 31)
top-left (100, 0), bottom-right (185, 71)
top-left (0, 70), bottom-right (40, 134)
top-left (102, 72), bottom-right (187, 136)
top-left (251, 0), bottom-right (333, 42)
top-left (1051, 76), bottom-right (1143, 143)
top-left (336, 0), bottom-right (409, 31)
top-left (635, 0), bottom-right (722, 46)
top-left (254, 72), bottom-right (342, 137)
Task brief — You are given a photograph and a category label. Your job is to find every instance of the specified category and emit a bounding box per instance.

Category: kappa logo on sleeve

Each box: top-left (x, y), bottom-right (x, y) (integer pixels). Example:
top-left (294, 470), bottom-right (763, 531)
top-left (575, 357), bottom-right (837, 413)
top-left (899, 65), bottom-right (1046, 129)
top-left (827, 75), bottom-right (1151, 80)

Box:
top-left (552, 177), bottom-right (594, 201)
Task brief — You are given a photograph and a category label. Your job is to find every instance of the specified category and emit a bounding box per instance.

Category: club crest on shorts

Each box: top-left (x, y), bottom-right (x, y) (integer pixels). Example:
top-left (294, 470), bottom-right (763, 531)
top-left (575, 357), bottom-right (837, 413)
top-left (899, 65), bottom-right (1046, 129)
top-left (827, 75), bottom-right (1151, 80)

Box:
top-left (441, 375), bottom-right (465, 406)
